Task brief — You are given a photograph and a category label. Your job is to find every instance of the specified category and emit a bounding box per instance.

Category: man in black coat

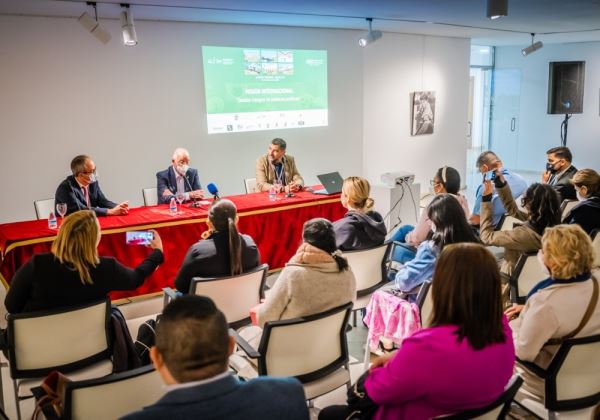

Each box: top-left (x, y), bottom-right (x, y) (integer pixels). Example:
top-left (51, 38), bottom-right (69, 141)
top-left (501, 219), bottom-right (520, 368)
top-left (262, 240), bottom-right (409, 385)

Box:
top-left (543, 146), bottom-right (578, 201)
top-left (156, 148), bottom-right (203, 204)
top-left (55, 155), bottom-right (128, 216)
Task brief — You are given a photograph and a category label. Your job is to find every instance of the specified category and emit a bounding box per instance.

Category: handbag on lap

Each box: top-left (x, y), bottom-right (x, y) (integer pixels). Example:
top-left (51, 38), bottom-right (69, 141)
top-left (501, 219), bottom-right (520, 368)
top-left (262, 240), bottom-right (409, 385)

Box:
top-left (345, 370), bottom-right (378, 420)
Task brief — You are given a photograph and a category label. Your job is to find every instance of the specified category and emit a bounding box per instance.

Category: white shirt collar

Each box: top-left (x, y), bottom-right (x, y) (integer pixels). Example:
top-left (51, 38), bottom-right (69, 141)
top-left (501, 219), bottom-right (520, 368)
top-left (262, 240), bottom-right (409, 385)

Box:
top-left (164, 370), bottom-right (232, 392)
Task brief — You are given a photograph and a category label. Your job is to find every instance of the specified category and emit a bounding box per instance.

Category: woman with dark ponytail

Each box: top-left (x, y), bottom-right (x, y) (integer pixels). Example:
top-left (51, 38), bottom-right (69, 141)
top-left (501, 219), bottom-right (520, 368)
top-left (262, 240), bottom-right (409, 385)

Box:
top-left (256, 218), bottom-right (356, 327)
top-left (174, 199), bottom-right (260, 293)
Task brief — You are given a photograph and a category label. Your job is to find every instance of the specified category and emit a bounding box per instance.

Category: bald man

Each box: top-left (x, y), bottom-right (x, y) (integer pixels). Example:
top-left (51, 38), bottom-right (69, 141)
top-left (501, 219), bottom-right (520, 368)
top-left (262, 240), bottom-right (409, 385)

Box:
top-left (156, 148), bottom-right (204, 204)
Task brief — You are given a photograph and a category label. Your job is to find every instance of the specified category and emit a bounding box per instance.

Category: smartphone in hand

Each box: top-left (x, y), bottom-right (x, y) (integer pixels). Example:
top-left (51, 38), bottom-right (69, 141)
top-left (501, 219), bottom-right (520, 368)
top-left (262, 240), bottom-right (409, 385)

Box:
top-left (126, 231), bottom-right (154, 246)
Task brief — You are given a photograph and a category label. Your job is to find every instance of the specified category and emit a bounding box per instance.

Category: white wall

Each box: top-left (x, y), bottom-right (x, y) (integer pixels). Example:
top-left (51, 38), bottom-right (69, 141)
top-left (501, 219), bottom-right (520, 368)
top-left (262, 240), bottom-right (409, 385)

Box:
top-left (362, 34), bottom-right (471, 192)
top-left (494, 42), bottom-right (600, 174)
top-left (0, 16), bottom-right (471, 223)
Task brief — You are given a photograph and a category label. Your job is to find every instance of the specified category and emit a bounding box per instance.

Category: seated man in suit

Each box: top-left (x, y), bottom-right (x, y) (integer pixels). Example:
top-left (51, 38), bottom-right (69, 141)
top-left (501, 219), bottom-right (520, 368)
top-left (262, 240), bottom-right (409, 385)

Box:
top-left (156, 148), bottom-right (203, 204)
top-left (255, 138), bottom-right (304, 193)
top-left (55, 155), bottom-right (128, 216)
top-left (542, 146), bottom-right (578, 201)
top-left (121, 295), bottom-right (309, 420)
top-left (469, 150), bottom-right (527, 227)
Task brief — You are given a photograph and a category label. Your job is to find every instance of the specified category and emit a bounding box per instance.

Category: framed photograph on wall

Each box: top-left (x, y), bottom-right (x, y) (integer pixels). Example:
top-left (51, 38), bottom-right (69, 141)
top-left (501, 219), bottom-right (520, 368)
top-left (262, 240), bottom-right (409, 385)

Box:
top-left (411, 91), bottom-right (436, 136)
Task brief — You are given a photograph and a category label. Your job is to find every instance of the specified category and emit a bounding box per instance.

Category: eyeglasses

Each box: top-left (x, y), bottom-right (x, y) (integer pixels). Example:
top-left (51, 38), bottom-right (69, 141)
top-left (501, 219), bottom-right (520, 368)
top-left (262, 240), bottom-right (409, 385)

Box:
top-left (80, 169), bottom-right (97, 176)
top-left (430, 179), bottom-right (441, 187)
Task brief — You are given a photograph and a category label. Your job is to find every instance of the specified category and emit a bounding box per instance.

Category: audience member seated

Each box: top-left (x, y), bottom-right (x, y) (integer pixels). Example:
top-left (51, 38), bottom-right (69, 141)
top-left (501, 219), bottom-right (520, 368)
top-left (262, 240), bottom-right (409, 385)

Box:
top-left (479, 165), bottom-right (561, 275)
top-left (319, 243), bottom-right (515, 420)
top-left (389, 166), bottom-right (470, 263)
top-left (563, 168), bottom-right (600, 235)
top-left (174, 199), bottom-right (260, 293)
top-left (55, 154), bottom-right (129, 216)
top-left (542, 146), bottom-right (578, 201)
top-left (333, 176), bottom-right (386, 251)
top-left (5, 210), bottom-right (163, 313)
top-left (121, 295), bottom-right (309, 420)
top-left (156, 147), bottom-right (204, 204)
top-left (257, 218), bottom-right (356, 327)
top-left (508, 224), bottom-right (600, 403)
top-left (470, 151), bottom-right (527, 227)
top-left (390, 194), bottom-right (479, 295)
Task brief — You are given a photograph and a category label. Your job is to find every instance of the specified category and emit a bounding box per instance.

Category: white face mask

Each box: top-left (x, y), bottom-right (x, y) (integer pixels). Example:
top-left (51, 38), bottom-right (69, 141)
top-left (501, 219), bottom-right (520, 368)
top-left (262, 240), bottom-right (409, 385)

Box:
top-left (537, 249), bottom-right (550, 276)
top-left (430, 223), bottom-right (437, 233)
top-left (176, 164), bottom-right (189, 176)
top-left (88, 172), bottom-right (97, 183)
top-left (576, 191), bottom-right (586, 202)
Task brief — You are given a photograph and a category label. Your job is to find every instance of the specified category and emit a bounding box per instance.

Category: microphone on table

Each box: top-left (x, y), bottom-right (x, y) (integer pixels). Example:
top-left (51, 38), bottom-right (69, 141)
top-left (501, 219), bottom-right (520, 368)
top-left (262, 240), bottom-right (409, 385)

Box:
top-left (183, 175), bottom-right (201, 208)
top-left (207, 183), bottom-right (220, 201)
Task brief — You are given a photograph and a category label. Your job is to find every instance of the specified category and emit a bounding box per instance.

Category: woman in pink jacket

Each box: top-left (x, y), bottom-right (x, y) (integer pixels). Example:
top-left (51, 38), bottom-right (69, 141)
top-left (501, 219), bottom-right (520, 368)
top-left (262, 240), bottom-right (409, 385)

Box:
top-left (320, 243), bottom-right (515, 420)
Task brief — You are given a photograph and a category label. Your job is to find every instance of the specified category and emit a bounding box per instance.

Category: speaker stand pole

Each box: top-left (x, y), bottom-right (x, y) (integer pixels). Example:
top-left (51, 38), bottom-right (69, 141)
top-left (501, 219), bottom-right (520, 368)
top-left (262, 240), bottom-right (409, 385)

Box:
top-left (560, 113), bottom-right (571, 147)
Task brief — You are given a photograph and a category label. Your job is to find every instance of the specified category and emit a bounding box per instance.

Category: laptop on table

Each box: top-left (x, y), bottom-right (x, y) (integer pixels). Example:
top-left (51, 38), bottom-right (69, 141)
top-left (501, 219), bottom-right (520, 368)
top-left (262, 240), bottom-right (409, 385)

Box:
top-left (312, 172), bottom-right (344, 195)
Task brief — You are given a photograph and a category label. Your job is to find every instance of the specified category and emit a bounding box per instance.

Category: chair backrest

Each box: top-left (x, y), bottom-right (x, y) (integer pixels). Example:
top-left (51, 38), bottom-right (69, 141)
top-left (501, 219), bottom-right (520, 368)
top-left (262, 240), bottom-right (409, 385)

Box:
top-left (510, 252), bottom-right (546, 304)
top-left (244, 178), bottom-right (258, 194)
top-left (142, 187), bottom-right (158, 206)
top-left (438, 375), bottom-right (523, 419)
top-left (416, 280), bottom-right (433, 328)
top-left (545, 334), bottom-right (600, 412)
top-left (342, 243), bottom-right (390, 297)
top-left (7, 299), bottom-right (111, 379)
top-left (560, 199), bottom-right (579, 221)
top-left (190, 264), bottom-right (268, 329)
top-left (495, 214), bottom-right (522, 232)
top-left (591, 229), bottom-right (600, 268)
top-left (34, 198), bottom-right (56, 220)
top-left (63, 364), bottom-right (164, 420)
top-left (257, 302), bottom-right (352, 382)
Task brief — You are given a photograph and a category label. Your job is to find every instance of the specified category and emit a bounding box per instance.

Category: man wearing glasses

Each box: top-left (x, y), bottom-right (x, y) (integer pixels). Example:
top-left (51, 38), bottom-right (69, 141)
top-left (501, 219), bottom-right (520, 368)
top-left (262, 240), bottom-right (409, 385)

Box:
top-left (55, 155), bottom-right (129, 216)
top-left (470, 150), bottom-right (527, 227)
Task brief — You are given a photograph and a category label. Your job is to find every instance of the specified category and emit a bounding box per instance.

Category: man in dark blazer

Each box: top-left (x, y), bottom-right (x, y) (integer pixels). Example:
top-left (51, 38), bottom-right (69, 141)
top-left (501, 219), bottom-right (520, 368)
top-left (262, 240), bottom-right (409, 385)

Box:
top-left (543, 146), bottom-right (578, 201)
top-left (156, 148), bottom-right (203, 204)
top-left (120, 295), bottom-right (309, 420)
top-left (55, 155), bottom-right (129, 216)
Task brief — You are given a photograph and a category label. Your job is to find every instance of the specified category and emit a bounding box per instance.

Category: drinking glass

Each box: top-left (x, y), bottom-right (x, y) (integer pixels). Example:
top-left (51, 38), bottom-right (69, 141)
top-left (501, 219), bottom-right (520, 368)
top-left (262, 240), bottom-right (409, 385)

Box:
top-left (176, 192), bottom-right (186, 213)
top-left (56, 203), bottom-right (67, 218)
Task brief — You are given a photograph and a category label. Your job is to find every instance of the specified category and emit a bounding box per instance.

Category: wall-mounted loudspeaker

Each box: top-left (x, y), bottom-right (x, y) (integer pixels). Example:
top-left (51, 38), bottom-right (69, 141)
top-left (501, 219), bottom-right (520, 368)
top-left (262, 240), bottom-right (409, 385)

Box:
top-left (547, 61), bottom-right (585, 114)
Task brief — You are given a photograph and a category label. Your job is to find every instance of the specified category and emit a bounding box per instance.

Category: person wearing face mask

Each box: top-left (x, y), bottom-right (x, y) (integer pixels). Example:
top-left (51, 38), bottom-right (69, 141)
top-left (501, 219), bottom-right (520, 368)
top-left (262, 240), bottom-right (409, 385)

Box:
top-left (390, 194), bottom-right (479, 293)
top-left (542, 146), bottom-right (578, 201)
top-left (506, 225), bottom-right (600, 403)
top-left (156, 148), bottom-right (203, 205)
top-left (255, 138), bottom-right (304, 193)
top-left (389, 166), bottom-right (471, 264)
top-left (470, 151), bottom-right (527, 227)
top-left (55, 154), bottom-right (129, 216)
top-left (563, 169), bottom-right (600, 235)
top-left (5, 210), bottom-right (163, 313)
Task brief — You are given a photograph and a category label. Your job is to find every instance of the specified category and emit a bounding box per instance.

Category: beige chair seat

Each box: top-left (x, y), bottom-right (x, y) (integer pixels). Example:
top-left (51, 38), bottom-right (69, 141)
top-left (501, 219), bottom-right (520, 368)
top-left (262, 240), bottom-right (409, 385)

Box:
top-left (303, 367), bottom-right (350, 400)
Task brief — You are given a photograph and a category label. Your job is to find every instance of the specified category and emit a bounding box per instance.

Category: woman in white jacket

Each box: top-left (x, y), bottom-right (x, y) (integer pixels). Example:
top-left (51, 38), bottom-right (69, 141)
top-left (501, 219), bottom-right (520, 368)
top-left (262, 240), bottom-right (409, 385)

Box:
top-left (257, 218), bottom-right (356, 327)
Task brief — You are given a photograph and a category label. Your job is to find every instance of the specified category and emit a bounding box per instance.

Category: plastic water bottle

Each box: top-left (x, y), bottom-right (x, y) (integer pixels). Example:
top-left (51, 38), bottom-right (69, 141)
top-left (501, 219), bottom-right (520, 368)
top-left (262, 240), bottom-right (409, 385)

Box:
top-left (48, 211), bottom-right (57, 229)
top-left (269, 185), bottom-right (277, 201)
top-left (169, 197), bottom-right (177, 214)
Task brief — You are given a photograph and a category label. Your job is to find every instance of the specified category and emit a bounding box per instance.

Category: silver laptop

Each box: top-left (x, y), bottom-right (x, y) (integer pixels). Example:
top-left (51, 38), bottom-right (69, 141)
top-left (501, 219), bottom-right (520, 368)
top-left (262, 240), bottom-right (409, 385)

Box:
top-left (313, 172), bottom-right (344, 195)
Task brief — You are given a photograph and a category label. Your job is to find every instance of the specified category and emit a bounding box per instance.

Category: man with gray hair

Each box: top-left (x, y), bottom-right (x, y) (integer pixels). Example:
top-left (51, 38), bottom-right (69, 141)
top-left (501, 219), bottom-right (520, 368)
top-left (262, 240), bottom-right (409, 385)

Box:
top-left (156, 148), bottom-right (203, 204)
top-left (255, 138), bottom-right (304, 193)
top-left (470, 150), bottom-right (527, 227)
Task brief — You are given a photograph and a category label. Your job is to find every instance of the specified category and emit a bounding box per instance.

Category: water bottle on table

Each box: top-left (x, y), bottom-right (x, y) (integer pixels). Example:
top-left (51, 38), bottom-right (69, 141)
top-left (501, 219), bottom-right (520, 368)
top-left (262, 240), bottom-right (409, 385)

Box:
top-left (48, 211), bottom-right (57, 229)
top-left (169, 197), bottom-right (178, 215)
top-left (269, 185), bottom-right (277, 201)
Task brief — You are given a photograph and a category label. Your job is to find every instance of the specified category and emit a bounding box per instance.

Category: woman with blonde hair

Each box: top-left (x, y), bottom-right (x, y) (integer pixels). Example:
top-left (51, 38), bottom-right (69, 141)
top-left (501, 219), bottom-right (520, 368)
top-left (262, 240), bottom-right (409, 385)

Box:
top-left (5, 210), bottom-right (163, 313)
top-left (563, 168), bottom-right (600, 235)
top-left (333, 176), bottom-right (386, 251)
top-left (509, 224), bottom-right (600, 401)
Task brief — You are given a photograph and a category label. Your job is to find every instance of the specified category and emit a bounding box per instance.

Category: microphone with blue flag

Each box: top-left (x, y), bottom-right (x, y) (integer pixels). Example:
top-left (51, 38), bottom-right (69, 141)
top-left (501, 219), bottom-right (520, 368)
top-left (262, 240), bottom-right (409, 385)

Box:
top-left (207, 183), bottom-right (220, 201)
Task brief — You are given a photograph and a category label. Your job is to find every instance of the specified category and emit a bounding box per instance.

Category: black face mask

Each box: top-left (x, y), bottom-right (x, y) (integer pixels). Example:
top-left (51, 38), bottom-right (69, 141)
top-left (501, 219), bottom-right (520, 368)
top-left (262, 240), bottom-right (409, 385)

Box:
top-left (546, 162), bottom-right (558, 174)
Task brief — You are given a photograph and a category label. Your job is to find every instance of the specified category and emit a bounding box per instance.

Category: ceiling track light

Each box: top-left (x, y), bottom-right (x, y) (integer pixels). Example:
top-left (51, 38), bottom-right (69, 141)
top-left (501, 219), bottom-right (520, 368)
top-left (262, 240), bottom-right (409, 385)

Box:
top-left (120, 3), bottom-right (138, 46)
top-left (358, 18), bottom-right (382, 47)
top-left (78, 1), bottom-right (111, 44)
top-left (522, 33), bottom-right (543, 56)
top-left (487, 0), bottom-right (508, 19)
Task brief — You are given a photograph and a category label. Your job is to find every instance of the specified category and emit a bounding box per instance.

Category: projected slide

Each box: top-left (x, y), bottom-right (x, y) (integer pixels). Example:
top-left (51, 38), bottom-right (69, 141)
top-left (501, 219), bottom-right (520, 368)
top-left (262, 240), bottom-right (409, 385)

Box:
top-left (202, 46), bottom-right (328, 134)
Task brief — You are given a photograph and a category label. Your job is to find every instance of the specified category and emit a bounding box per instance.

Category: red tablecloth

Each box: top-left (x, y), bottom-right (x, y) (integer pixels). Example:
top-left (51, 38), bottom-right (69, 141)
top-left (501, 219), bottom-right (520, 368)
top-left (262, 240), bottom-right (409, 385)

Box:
top-left (0, 189), bottom-right (345, 299)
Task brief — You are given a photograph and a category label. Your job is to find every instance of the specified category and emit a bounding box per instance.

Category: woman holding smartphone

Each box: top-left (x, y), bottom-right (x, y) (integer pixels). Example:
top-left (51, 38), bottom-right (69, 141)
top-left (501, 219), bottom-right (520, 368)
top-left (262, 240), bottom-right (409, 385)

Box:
top-left (5, 210), bottom-right (163, 313)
